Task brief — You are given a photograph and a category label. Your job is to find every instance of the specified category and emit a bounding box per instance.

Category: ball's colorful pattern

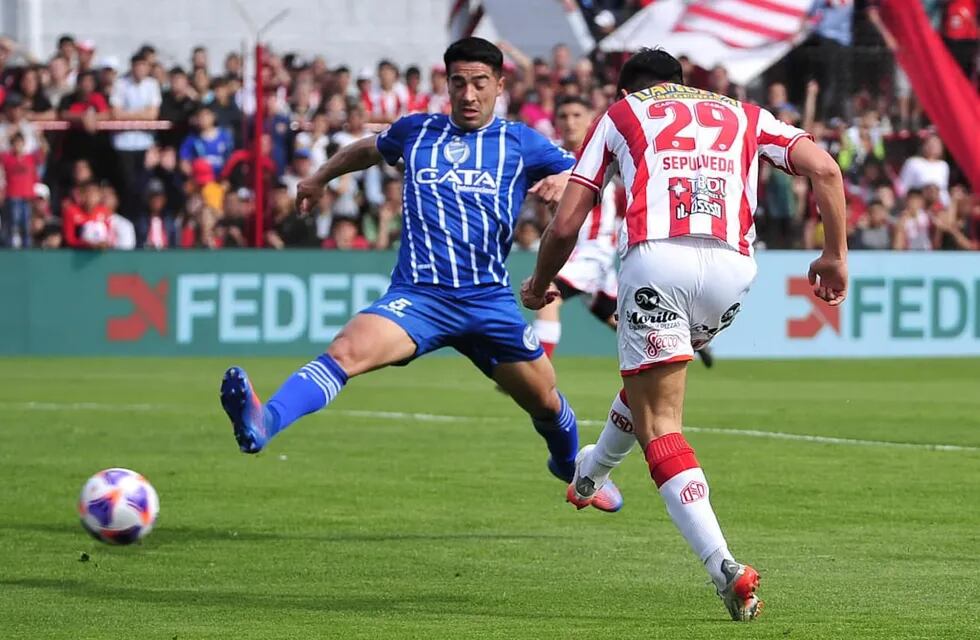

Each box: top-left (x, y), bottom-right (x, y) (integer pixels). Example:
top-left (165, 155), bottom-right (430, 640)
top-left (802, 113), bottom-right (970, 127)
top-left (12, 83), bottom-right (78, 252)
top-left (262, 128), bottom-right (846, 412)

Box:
top-left (78, 468), bottom-right (159, 545)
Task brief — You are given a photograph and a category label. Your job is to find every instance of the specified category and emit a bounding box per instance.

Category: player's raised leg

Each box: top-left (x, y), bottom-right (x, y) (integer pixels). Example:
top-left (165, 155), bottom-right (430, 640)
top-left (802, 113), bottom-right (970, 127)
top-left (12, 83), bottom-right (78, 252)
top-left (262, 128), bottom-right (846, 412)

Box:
top-left (624, 363), bottom-right (761, 621)
top-left (493, 355), bottom-right (623, 512)
top-left (220, 312), bottom-right (417, 454)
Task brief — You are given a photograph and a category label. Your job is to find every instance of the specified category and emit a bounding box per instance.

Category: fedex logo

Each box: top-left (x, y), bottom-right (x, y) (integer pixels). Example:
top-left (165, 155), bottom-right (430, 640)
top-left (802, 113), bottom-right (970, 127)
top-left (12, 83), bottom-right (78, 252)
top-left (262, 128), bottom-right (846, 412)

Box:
top-left (786, 277), bottom-right (841, 338)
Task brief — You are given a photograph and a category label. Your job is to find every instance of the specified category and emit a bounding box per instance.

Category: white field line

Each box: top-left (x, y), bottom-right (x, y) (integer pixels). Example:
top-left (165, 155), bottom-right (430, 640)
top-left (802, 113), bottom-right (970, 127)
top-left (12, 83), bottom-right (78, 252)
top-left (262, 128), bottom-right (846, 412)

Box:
top-left (3, 402), bottom-right (979, 453)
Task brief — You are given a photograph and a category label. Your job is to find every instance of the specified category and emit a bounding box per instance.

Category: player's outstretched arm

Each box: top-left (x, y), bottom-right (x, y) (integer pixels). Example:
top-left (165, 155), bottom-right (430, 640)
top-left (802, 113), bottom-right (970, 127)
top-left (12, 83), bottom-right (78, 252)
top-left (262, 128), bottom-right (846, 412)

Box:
top-left (295, 136), bottom-right (383, 212)
top-left (520, 180), bottom-right (595, 310)
top-left (791, 137), bottom-right (849, 306)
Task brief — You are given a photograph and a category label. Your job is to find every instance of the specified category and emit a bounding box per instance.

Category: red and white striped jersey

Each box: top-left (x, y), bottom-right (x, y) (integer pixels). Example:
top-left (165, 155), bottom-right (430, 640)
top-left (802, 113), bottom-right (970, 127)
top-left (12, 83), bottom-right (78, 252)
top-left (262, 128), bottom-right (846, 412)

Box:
top-left (570, 83), bottom-right (810, 256)
top-left (362, 85), bottom-right (410, 120)
top-left (568, 145), bottom-right (623, 248)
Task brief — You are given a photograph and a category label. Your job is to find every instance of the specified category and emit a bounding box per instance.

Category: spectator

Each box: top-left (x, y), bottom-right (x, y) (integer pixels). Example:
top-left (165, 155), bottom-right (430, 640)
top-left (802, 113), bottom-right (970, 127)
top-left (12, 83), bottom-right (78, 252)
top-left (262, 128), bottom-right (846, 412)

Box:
top-left (364, 59), bottom-right (408, 123)
top-left (294, 110), bottom-right (330, 170)
top-left (56, 34), bottom-right (76, 65)
top-left (707, 65), bottom-right (742, 100)
top-left (551, 43), bottom-right (573, 82)
top-left (62, 180), bottom-right (112, 249)
top-left (145, 145), bottom-right (186, 214)
top-left (224, 52), bottom-right (243, 79)
top-left (46, 55), bottom-right (74, 106)
top-left (427, 64), bottom-right (450, 115)
top-left (333, 65), bottom-right (355, 101)
top-left (761, 163), bottom-right (801, 249)
top-left (179, 104), bottom-right (233, 177)
top-left (110, 52), bottom-right (161, 220)
top-left (0, 94), bottom-right (43, 154)
top-left (520, 77), bottom-right (556, 138)
top-left (942, 0), bottom-right (978, 79)
top-left (264, 92), bottom-right (291, 175)
top-left (893, 189), bottom-right (933, 250)
top-left (191, 67), bottom-right (211, 103)
top-left (158, 67), bottom-right (198, 148)
top-left (266, 184), bottom-right (318, 248)
top-left (103, 184), bottom-right (136, 250)
top-left (332, 103), bottom-right (382, 207)
top-left (221, 133), bottom-right (277, 192)
top-left (838, 110), bottom-right (886, 178)
top-left (191, 46), bottom-right (208, 73)
top-left (188, 157), bottom-right (225, 212)
top-left (215, 188), bottom-right (252, 247)
top-left (802, 0), bottom-right (854, 120)
top-left (322, 216), bottom-right (369, 250)
top-left (281, 148), bottom-right (313, 199)
top-left (75, 39), bottom-right (97, 77)
top-left (933, 185), bottom-right (976, 250)
top-left (363, 177), bottom-right (402, 249)
top-left (97, 56), bottom-right (120, 98)
top-left (139, 178), bottom-right (176, 249)
top-left (405, 66), bottom-right (429, 113)
top-left (208, 76), bottom-right (243, 146)
top-left (30, 183), bottom-right (62, 248)
top-left (899, 134), bottom-right (950, 205)
top-left (850, 200), bottom-right (893, 250)
top-left (19, 66), bottom-right (55, 120)
top-left (0, 131), bottom-right (41, 247)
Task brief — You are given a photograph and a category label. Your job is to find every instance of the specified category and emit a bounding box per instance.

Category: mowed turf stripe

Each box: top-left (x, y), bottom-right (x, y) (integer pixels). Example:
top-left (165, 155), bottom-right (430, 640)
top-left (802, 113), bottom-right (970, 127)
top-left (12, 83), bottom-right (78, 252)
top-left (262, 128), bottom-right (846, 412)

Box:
top-left (6, 401), bottom-right (979, 453)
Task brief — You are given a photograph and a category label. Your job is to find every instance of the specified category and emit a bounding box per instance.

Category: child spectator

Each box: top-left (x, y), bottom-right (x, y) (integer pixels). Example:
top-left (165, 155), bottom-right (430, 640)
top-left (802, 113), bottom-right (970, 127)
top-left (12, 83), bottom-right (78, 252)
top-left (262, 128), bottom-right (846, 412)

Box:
top-left (180, 104), bottom-right (233, 177)
top-left (62, 180), bottom-right (113, 249)
top-left (322, 216), bottom-right (369, 250)
top-left (0, 131), bottom-right (41, 247)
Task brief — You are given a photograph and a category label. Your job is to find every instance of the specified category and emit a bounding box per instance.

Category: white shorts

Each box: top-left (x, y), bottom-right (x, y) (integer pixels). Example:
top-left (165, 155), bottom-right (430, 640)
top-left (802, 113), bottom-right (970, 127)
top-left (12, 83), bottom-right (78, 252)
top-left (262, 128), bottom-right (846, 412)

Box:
top-left (556, 242), bottom-right (617, 301)
top-left (618, 236), bottom-right (757, 375)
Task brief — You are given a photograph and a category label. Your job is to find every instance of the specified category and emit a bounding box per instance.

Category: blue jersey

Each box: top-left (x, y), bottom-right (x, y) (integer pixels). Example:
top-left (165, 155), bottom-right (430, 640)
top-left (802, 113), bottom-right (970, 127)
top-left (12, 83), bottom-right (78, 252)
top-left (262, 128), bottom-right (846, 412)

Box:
top-left (376, 114), bottom-right (575, 288)
top-left (179, 128), bottom-right (234, 175)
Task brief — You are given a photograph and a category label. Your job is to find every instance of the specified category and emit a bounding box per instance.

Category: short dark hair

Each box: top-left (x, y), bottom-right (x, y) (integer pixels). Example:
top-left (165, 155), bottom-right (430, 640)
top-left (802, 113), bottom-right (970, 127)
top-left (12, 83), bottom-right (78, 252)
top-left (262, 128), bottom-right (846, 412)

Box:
top-left (138, 44), bottom-right (156, 56)
top-left (169, 65), bottom-right (187, 77)
top-left (556, 96), bottom-right (592, 112)
top-left (406, 65), bottom-right (421, 78)
top-left (443, 37), bottom-right (503, 76)
top-left (58, 34), bottom-right (75, 47)
top-left (378, 59), bottom-right (398, 73)
top-left (906, 188), bottom-right (924, 198)
top-left (616, 47), bottom-right (683, 95)
top-left (131, 53), bottom-right (148, 65)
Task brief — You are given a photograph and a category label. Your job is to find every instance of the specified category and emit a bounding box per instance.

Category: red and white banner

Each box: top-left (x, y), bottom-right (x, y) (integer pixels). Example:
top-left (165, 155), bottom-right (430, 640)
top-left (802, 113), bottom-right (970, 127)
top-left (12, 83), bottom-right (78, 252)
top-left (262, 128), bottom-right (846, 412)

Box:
top-left (600, 0), bottom-right (813, 85)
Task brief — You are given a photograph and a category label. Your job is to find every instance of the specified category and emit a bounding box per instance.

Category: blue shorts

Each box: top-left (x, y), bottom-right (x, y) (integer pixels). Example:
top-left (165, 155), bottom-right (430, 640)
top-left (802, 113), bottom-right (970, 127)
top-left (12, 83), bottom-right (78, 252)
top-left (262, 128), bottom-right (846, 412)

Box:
top-left (361, 284), bottom-right (543, 377)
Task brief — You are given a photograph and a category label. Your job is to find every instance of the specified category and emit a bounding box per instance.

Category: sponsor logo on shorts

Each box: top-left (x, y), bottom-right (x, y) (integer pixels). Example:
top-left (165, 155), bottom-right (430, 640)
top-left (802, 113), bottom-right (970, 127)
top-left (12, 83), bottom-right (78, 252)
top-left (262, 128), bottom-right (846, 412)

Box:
top-left (627, 309), bottom-right (680, 330)
top-left (721, 302), bottom-right (741, 325)
top-left (523, 325), bottom-right (541, 351)
top-left (680, 480), bottom-right (707, 504)
top-left (634, 287), bottom-right (661, 311)
top-left (379, 297), bottom-right (413, 318)
top-left (609, 409), bottom-right (633, 433)
top-left (645, 332), bottom-right (681, 358)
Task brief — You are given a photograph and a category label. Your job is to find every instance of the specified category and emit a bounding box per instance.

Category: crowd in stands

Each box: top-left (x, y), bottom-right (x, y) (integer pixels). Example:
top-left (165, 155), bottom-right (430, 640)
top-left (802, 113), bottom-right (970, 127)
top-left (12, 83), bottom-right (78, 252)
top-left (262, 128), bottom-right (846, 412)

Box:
top-left (0, 0), bottom-right (975, 252)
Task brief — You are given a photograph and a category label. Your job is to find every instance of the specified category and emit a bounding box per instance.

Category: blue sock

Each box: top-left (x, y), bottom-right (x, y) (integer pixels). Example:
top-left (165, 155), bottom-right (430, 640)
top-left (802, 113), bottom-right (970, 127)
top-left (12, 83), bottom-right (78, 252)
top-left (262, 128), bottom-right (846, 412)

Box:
top-left (265, 354), bottom-right (348, 437)
top-left (532, 392), bottom-right (578, 480)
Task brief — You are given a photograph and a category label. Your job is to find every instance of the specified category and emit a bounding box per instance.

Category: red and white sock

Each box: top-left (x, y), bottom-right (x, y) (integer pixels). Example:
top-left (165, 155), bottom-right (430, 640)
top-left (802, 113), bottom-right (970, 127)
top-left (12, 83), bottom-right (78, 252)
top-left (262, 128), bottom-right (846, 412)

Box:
top-left (580, 389), bottom-right (636, 483)
top-left (533, 320), bottom-right (561, 359)
top-left (646, 432), bottom-right (734, 590)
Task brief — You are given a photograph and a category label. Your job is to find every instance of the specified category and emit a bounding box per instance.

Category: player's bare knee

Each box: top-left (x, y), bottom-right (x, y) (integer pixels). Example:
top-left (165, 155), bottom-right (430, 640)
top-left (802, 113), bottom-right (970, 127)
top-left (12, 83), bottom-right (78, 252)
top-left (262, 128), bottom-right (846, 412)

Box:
top-left (325, 335), bottom-right (361, 376)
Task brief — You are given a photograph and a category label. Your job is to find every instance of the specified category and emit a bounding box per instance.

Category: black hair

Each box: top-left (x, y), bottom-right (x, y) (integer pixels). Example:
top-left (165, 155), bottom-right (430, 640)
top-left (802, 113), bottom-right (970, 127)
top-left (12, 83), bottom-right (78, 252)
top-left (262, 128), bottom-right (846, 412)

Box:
top-left (58, 34), bottom-right (75, 47)
top-left (131, 53), bottom-right (148, 65)
top-left (556, 96), bottom-right (592, 112)
top-left (377, 59), bottom-right (398, 73)
top-left (906, 188), bottom-right (924, 198)
top-left (616, 47), bottom-right (683, 96)
top-left (406, 65), bottom-right (421, 78)
top-left (443, 37), bottom-right (503, 76)
top-left (169, 65), bottom-right (187, 76)
top-left (867, 199), bottom-right (885, 208)
top-left (335, 65), bottom-right (350, 75)
top-left (138, 44), bottom-right (156, 56)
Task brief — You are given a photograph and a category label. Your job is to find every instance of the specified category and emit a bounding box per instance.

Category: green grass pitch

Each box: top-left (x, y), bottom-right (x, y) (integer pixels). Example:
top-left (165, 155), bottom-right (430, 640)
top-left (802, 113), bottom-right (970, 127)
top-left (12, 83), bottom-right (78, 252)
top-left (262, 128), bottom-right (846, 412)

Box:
top-left (1, 356), bottom-right (978, 639)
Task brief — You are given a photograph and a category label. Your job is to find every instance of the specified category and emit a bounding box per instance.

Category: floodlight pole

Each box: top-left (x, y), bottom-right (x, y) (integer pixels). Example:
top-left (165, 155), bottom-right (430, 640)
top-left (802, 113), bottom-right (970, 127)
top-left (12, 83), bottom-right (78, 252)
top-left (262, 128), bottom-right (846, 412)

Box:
top-left (234, 3), bottom-right (290, 247)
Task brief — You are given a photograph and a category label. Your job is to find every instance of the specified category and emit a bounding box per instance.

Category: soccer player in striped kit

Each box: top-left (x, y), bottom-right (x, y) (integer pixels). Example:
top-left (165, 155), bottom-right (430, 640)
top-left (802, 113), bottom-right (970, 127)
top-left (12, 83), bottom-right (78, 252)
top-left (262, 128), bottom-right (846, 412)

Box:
top-left (533, 96), bottom-right (716, 367)
top-left (219, 38), bottom-right (622, 512)
top-left (522, 49), bottom-right (848, 620)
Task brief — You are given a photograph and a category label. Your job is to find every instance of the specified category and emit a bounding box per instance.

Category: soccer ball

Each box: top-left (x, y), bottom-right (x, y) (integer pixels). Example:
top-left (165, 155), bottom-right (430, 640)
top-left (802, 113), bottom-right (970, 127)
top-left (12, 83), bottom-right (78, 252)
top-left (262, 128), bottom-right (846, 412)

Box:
top-left (78, 468), bottom-right (159, 545)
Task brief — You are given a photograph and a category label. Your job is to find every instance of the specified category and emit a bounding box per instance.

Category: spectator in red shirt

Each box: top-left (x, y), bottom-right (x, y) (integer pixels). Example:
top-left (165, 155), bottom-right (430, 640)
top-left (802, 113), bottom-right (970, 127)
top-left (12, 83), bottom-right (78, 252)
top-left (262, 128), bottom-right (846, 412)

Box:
top-left (1, 132), bottom-right (40, 247)
top-left (221, 132), bottom-right (278, 191)
top-left (943, 0), bottom-right (978, 80)
top-left (62, 180), bottom-right (113, 249)
top-left (57, 71), bottom-right (111, 184)
top-left (322, 217), bottom-right (369, 250)
top-left (405, 66), bottom-right (429, 113)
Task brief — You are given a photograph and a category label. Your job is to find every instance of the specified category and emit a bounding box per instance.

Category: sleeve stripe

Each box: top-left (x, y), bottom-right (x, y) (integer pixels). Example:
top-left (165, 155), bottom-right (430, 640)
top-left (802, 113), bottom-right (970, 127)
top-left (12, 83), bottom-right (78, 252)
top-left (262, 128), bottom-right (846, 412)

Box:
top-left (784, 132), bottom-right (813, 176)
top-left (569, 174), bottom-right (602, 192)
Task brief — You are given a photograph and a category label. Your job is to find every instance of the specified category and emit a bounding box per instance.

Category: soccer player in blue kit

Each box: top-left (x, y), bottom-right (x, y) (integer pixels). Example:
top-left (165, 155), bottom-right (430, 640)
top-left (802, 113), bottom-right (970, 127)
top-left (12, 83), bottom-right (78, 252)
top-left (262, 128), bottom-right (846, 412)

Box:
top-left (219, 37), bottom-right (622, 512)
